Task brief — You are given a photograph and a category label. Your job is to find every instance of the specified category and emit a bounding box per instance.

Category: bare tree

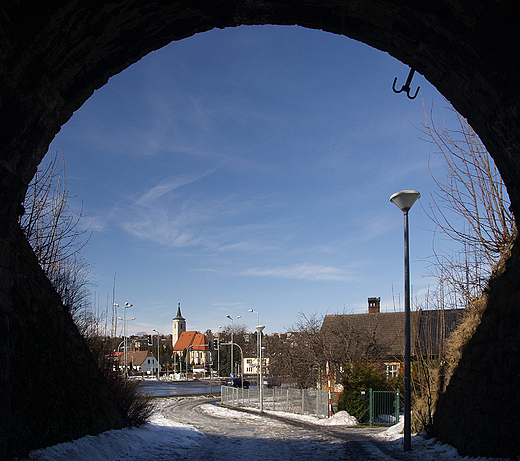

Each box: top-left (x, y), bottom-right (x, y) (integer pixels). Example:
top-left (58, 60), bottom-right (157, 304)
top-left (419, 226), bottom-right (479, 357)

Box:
top-left (411, 286), bottom-right (456, 432)
top-left (20, 150), bottom-right (154, 426)
top-left (20, 149), bottom-right (92, 318)
top-left (420, 104), bottom-right (517, 305)
top-left (217, 324), bottom-right (252, 377)
top-left (410, 103), bottom-right (516, 432)
top-left (266, 312), bottom-right (383, 389)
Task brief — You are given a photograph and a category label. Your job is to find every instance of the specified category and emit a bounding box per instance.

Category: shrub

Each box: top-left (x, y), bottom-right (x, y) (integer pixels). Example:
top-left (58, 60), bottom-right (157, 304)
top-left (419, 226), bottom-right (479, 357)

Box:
top-left (338, 361), bottom-right (395, 421)
top-left (87, 336), bottom-right (154, 427)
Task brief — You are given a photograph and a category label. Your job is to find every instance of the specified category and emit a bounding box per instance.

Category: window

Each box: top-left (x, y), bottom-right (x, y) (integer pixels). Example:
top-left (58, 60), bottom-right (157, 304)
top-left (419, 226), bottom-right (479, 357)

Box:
top-left (385, 363), bottom-right (399, 379)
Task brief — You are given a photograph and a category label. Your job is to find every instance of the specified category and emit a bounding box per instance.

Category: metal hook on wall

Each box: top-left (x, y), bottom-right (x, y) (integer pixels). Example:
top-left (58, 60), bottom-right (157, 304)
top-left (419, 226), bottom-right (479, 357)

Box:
top-left (392, 68), bottom-right (420, 99)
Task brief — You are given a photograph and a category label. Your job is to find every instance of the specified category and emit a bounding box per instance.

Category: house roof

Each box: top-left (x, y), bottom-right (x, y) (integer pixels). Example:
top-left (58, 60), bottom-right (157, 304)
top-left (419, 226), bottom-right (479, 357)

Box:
top-left (191, 333), bottom-right (209, 351)
top-left (117, 350), bottom-right (153, 366)
top-left (173, 331), bottom-right (209, 351)
top-left (321, 308), bottom-right (465, 359)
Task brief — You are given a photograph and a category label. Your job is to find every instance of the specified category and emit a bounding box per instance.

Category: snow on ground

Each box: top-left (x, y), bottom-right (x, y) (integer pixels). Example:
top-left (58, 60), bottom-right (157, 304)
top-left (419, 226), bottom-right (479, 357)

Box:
top-left (200, 403), bottom-right (358, 427)
top-left (17, 397), bottom-right (510, 461)
top-left (374, 419), bottom-right (509, 460)
top-left (17, 410), bottom-right (204, 461)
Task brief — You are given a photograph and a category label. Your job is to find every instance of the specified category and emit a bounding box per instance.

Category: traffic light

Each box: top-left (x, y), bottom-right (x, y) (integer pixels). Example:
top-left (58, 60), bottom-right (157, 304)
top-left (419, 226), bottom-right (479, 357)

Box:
top-left (148, 335), bottom-right (153, 346)
top-left (213, 338), bottom-right (218, 350)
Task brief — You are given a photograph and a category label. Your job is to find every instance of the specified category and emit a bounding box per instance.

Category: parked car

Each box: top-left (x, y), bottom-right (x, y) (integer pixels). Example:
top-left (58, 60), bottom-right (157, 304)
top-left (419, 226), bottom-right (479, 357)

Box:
top-left (225, 377), bottom-right (250, 389)
top-left (263, 377), bottom-right (276, 388)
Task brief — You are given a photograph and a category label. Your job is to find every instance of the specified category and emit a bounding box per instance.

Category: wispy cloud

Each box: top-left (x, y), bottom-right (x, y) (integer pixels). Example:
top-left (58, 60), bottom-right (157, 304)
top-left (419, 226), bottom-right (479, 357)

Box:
top-left (122, 204), bottom-right (205, 247)
top-left (134, 171), bottom-right (217, 206)
top-left (242, 263), bottom-right (354, 282)
top-left (116, 175), bottom-right (291, 252)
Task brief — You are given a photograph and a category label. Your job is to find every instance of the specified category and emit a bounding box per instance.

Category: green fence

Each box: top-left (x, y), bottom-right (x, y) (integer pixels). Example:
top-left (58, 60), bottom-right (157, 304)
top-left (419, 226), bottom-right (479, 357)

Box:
top-left (363, 388), bottom-right (400, 426)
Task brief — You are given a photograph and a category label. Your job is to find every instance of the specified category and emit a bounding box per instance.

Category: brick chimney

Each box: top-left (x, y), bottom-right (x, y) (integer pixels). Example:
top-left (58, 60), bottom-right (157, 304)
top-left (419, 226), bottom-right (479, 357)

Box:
top-left (368, 297), bottom-right (380, 314)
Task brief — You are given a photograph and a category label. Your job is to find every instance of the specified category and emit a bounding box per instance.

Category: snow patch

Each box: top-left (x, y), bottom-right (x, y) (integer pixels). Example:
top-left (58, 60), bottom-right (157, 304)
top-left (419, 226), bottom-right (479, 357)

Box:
top-left (201, 403), bottom-right (358, 427)
top-left (377, 419), bottom-right (404, 441)
top-left (17, 413), bottom-right (201, 461)
top-left (319, 410), bottom-right (358, 426)
top-left (18, 397), bottom-right (509, 461)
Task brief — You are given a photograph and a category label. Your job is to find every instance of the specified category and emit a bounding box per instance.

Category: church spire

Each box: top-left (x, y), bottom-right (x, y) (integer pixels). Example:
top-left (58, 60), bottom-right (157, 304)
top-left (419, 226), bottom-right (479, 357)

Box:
top-left (173, 302), bottom-right (185, 321)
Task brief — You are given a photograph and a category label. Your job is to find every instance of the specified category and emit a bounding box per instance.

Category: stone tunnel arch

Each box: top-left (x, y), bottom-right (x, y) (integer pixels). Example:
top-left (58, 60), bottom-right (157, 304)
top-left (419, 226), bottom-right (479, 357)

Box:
top-left (1, 1), bottom-right (519, 458)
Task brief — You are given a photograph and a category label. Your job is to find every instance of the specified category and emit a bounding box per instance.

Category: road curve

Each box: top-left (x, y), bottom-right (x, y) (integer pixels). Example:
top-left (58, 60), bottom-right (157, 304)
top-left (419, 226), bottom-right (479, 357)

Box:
top-left (158, 396), bottom-right (416, 461)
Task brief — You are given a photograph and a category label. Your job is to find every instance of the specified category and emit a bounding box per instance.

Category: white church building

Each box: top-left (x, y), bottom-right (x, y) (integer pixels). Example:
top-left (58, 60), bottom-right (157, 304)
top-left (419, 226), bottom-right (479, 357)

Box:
top-left (171, 303), bottom-right (210, 373)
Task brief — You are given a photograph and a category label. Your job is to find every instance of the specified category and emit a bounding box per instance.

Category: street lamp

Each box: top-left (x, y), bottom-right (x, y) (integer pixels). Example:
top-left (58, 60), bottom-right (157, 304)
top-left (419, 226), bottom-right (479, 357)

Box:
top-left (185, 344), bottom-right (194, 380)
top-left (248, 309), bottom-right (260, 379)
top-left (221, 342), bottom-right (244, 389)
top-left (115, 302), bottom-right (133, 376)
top-left (226, 315), bottom-right (241, 377)
top-left (390, 189), bottom-right (420, 452)
top-left (217, 326), bottom-right (222, 377)
top-left (248, 309), bottom-right (262, 391)
top-left (117, 316), bottom-right (135, 374)
top-left (256, 324), bottom-right (265, 412)
top-left (153, 329), bottom-right (160, 380)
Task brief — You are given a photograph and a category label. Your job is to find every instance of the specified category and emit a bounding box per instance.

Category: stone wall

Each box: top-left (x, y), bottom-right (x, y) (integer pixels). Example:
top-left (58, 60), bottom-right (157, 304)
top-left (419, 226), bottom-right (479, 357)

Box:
top-left (1, 1), bottom-right (520, 458)
top-left (1, 225), bottom-right (127, 459)
top-left (432, 237), bottom-right (520, 458)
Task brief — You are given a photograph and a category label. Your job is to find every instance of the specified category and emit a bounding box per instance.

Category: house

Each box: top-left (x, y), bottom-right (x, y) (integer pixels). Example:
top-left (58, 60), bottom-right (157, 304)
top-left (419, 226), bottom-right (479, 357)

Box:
top-left (242, 356), bottom-right (270, 376)
top-left (173, 331), bottom-right (210, 371)
top-left (320, 297), bottom-right (465, 388)
top-left (117, 350), bottom-right (161, 375)
top-left (171, 303), bottom-right (210, 372)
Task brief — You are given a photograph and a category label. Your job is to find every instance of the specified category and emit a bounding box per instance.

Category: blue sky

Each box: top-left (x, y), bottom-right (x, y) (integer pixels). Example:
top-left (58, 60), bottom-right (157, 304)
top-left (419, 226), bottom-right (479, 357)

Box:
top-left (51, 25), bottom-right (455, 336)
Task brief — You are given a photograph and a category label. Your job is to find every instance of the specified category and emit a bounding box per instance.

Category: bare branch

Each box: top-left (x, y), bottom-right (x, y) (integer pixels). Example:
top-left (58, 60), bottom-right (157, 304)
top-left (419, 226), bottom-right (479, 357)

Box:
top-left (20, 148), bottom-right (92, 320)
top-left (418, 102), bottom-right (517, 305)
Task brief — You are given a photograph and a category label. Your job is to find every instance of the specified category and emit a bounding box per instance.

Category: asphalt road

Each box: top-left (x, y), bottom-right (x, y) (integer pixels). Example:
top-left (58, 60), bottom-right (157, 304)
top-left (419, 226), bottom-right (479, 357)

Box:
top-left (138, 379), bottom-right (223, 397)
top-left (156, 397), bottom-right (418, 461)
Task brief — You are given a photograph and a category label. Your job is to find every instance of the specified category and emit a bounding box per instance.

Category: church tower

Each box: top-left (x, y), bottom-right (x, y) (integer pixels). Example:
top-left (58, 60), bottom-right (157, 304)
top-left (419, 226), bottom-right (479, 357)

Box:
top-left (172, 302), bottom-right (186, 348)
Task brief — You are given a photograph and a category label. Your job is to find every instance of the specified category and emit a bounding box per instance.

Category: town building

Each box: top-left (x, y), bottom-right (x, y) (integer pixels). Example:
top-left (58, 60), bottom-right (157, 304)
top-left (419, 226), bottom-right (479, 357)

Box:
top-left (172, 302), bottom-right (186, 347)
top-left (116, 350), bottom-right (160, 375)
top-left (242, 356), bottom-right (270, 376)
top-left (171, 303), bottom-right (210, 372)
top-left (320, 297), bottom-right (465, 391)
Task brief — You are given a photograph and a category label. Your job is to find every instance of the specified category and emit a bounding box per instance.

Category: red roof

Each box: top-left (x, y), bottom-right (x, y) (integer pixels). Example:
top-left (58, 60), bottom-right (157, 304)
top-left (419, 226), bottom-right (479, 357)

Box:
top-left (191, 333), bottom-right (209, 351)
top-left (173, 331), bottom-right (209, 351)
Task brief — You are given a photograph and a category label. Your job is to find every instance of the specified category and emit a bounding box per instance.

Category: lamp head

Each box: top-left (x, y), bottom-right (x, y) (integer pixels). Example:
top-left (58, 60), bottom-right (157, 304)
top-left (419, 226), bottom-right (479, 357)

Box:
top-left (390, 190), bottom-right (421, 212)
top-left (237, 315), bottom-right (241, 319)
top-left (226, 315), bottom-right (232, 320)
top-left (248, 309), bottom-right (253, 313)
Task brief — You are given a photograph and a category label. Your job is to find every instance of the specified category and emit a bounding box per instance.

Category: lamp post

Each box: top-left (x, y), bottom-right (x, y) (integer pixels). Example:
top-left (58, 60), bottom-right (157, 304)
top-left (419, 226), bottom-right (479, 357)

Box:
top-left (153, 329), bottom-right (160, 380)
top-left (248, 309), bottom-right (260, 387)
top-left (256, 324), bottom-right (265, 412)
top-left (390, 189), bottom-right (420, 452)
top-left (185, 343), bottom-right (203, 380)
top-left (221, 342), bottom-right (244, 389)
top-left (115, 302), bottom-right (133, 376)
top-left (217, 326), bottom-right (222, 377)
top-left (185, 344), bottom-right (194, 380)
top-left (117, 316), bottom-right (135, 374)
top-left (226, 315), bottom-right (241, 377)
top-left (115, 340), bottom-right (124, 372)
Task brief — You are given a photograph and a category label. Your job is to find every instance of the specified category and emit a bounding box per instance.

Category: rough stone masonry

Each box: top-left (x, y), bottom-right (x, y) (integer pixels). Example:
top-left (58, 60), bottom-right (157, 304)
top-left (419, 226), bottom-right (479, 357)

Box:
top-left (1, 1), bottom-right (519, 458)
